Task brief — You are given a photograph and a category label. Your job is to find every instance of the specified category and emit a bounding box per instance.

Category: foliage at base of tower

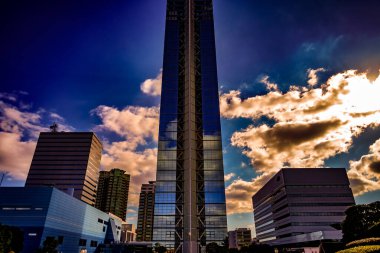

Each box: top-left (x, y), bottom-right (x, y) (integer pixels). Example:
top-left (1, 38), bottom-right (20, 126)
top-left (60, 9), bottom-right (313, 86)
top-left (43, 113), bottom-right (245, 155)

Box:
top-left (342, 201), bottom-right (380, 242)
top-left (35, 237), bottom-right (59, 253)
top-left (239, 243), bottom-right (274, 253)
top-left (0, 224), bottom-right (23, 253)
top-left (206, 242), bottom-right (228, 253)
top-left (154, 243), bottom-right (167, 253)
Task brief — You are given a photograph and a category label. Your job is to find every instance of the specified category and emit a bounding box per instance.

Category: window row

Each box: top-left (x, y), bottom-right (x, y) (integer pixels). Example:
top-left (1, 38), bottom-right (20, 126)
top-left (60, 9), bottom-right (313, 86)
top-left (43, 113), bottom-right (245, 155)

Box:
top-left (154, 204), bottom-right (176, 215)
top-left (156, 170), bottom-right (225, 181)
top-left (153, 229), bottom-right (175, 240)
top-left (157, 150), bottom-right (223, 160)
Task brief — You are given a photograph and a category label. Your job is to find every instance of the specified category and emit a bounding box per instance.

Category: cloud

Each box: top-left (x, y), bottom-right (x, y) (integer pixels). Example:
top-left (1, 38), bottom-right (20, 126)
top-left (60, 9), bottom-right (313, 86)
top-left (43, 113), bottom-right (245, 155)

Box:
top-left (224, 173), bottom-right (235, 182)
top-left (0, 132), bottom-right (36, 180)
top-left (221, 70), bottom-right (380, 214)
top-left (100, 141), bottom-right (157, 208)
top-left (260, 75), bottom-right (279, 92)
top-left (225, 172), bottom-right (274, 215)
top-left (307, 68), bottom-right (326, 86)
top-left (0, 92), bottom-right (17, 102)
top-left (93, 104), bottom-right (160, 216)
top-left (92, 105), bottom-right (159, 150)
top-left (50, 112), bottom-right (64, 121)
top-left (140, 70), bottom-right (162, 96)
top-left (348, 138), bottom-right (380, 195)
top-left (0, 93), bottom-right (72, 181)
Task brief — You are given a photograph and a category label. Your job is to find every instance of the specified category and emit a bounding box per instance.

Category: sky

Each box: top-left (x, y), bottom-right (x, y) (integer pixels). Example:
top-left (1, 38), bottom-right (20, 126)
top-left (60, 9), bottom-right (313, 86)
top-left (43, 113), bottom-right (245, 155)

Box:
top-left (1, 0), bottom-right (380, 232)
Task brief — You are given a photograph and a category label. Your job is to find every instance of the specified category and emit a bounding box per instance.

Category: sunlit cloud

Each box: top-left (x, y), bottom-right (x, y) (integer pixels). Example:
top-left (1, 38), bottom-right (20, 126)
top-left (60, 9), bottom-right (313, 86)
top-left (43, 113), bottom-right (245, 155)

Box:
top-left (92, 105), bottom-right (159, 150)
top-left (225, 173), bottom-right (273, 215)
top-left (224, 173), bottom-right (235, 182)
top-left (100, 141), bottom-right (157, 208)
top-left (140, 70), bottom-right (162, 96)
top-left (307, 67), bottom-right (326, 86)
top-left (348, 138), bottom-right (380, 195)
top-left (221, 70), bottom-right (380, 214)
top-left (0, 92), bottom-right (72, 181)
top-left (93, 104), bottom-right (160, 217)
top-left (260, 75), bottom-right (279, 92)
top-left (0, 132), bottom-right (36, 180)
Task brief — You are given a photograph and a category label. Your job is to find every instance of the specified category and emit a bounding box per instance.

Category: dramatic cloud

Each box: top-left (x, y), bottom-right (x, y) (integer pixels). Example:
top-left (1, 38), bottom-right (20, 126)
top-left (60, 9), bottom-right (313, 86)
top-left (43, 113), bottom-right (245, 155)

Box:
top-left (307, 68), bottom-right (326, 86)
top-left (0, 93), bottom-right (72, 181)
top-left (0, 132), bottom-right (36, 180)
top-left (92, 105), bottom-right (159, 150)
top-left (140, 70), bottom-right (162, 96)
top-left (93, 104), bottom-right (160, 223)
top-left (348, 138), bottom-right (380, 195)
top-left (221, 70), bottom-right (380, 214)
top-left (225, 173), bottom-right (273, 215)
top-left (100, 141), bottom-right (158, 208)
top-left (260, 75), bottom-right (279, 92)
top-left (224, 173), bottom-right (236, 182)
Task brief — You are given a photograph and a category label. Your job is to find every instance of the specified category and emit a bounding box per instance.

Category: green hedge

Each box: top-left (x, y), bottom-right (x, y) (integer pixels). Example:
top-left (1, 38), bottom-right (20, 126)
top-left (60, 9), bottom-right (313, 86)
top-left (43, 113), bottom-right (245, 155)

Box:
top-left (346, 237), bottom-right (380, 248)
top-left (336, 245), bottom-right (380, 253)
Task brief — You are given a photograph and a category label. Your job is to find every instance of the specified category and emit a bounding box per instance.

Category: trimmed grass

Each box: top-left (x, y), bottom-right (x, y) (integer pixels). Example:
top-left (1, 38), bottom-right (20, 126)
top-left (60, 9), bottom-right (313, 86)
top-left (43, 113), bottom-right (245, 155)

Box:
top-left (337, 245), bottom-right (380, 253)
top-left (346, 237), bottom-right (380, 248)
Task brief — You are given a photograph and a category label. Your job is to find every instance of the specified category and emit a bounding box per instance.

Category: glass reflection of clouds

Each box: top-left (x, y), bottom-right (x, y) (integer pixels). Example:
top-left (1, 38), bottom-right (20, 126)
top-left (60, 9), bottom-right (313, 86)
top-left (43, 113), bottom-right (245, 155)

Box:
top-left (153, 0), bottom-right (228, 250)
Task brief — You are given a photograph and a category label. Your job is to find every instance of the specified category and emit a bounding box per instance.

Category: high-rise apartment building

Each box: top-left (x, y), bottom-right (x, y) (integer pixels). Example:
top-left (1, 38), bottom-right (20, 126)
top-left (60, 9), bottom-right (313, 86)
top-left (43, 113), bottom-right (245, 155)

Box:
top-left (252, 168), bottom-right (355, 246)
top-left (137, 181), bottom-right (156, 242)
top-left (95, 168), bottom-right (130, 220)
top-left (228, 228), bottom-right (252, 250)
top-left (153, 0), bottom-right (227, 252)
top-left (26, 132), bottom-right (102, 206)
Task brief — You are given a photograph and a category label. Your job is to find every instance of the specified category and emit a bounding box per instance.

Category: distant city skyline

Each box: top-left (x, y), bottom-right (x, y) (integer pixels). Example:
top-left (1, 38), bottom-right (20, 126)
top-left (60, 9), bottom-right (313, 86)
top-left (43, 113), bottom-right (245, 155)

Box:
top-left (1, 0), bottom-right (380, 232)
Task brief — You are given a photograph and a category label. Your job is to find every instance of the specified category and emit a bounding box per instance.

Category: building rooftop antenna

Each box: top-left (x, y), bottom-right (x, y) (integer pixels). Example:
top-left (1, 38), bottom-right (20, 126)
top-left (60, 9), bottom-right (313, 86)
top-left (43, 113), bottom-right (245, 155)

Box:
top-left (49, 122), bottom-right (59, 132)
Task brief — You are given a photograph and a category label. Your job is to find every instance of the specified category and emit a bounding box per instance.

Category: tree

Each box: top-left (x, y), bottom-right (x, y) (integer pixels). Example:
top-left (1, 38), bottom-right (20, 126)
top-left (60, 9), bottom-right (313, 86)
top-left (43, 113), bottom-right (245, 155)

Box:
top-left (0, 224), bottom-right (23, 253)
top-left (342, 201), bottom-right (380, 243)
top-left (205, 242), bottom-right (227, 253)
top-left (35, 237), bottom-right (59, 253)
top-left (239, 243), bottom-right (274, 253)
top-left (206, 242), bottom-right (219, 253)
top-left (154, 242), bottom-right (167, 253)
top-left (222, 236), bottom-right (229, 249)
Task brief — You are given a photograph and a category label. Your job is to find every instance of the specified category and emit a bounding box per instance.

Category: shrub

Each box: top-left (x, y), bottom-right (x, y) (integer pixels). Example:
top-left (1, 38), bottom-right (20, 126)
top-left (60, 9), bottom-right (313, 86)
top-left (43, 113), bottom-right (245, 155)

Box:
top-left (336, 245), bottom-right (380, 253)
top-left (341, 201), bottom-right (380, 243)
top-left (346, 237), bottom-right (380, 248)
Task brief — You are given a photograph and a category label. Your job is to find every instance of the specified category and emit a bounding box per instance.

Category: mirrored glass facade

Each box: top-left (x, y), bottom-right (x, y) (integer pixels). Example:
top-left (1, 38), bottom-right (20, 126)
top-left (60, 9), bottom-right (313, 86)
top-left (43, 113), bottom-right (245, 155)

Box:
top-left (153, 0), bottom-right (227, 252)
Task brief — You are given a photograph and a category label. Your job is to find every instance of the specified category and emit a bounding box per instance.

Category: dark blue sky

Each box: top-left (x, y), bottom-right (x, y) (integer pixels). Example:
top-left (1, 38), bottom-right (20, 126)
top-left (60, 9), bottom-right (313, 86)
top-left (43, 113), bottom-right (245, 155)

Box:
top-left (1, 0), bottom-right (380, 229)
top-left (3, 1), bottom-right (380, 113)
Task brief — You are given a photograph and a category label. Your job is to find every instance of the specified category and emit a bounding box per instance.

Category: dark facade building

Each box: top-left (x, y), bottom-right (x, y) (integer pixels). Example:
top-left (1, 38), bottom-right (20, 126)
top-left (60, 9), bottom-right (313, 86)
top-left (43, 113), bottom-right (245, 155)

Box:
top-left (26, 132), bottom-right (102, 206)
top-left (137, 181), bottom-right (155, 242)
top-left (228, 228), bottom-right (252, 250)
top-left (95, 168), bottom-right (130, 221)
top-left (252, 168), bottom-right (355, 246)
top-left (153, 0), bottom-right (227, 252)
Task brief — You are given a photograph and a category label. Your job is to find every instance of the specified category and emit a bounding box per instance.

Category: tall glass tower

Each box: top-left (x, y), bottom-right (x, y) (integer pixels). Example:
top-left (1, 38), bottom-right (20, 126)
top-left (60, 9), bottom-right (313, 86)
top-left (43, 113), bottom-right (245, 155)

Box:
top-left (153, 0), bottom-right (227, 252)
